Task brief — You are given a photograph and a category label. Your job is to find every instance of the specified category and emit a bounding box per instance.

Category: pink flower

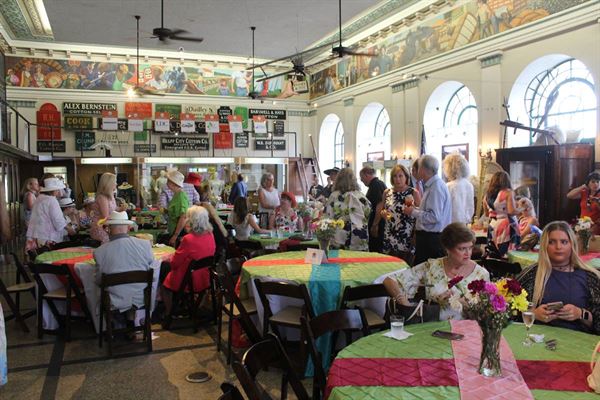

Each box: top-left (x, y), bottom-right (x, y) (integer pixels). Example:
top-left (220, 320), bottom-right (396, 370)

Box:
top-left (448, 276), bottom-right (464, 289)
top-left (484, 282), bottom-right (498, 295)
top-left (490, 294), bottom-right (507, 312)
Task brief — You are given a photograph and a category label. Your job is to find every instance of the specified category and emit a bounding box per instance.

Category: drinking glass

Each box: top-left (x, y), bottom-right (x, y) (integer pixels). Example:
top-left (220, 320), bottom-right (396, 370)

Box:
top-left (522, 302), bottom-right (536, 346)
top-left (390, 315), bottom-right (405, 336)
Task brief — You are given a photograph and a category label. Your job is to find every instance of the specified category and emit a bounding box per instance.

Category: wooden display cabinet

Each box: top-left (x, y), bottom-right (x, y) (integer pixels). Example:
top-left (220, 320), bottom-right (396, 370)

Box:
top-left (495, 143), bottom-right (594, 226)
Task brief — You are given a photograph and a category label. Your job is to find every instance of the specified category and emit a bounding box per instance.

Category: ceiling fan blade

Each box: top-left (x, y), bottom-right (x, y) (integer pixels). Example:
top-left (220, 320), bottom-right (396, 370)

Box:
top-left (343, 49), bottom-right (376, 57)
top-left (170, 35), bottom-right (204, 43)
top-left (169, 29), bottom-right (188, 36)
top-left (256, 70), bottom-right (295, 82)
top-left (305, 55), bottom-right (338, 70)
top-left (252, 39), bottom-right (339, 70)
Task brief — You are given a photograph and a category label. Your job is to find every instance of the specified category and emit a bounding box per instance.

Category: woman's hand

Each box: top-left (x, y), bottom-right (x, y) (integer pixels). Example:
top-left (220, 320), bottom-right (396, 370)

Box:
top-left (554, 304), bottom-right (581, 321)
top-left (403, 205), bottom-right (414, 216)
top-left (534, 304), bottom-right (558, 323)
top-left (168, 235), bottom-right (177, 247)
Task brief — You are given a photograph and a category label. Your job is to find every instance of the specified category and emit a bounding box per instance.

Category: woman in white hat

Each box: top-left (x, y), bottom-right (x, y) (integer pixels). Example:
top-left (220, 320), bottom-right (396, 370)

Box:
top-left (166, 170), bottom-right (189, 247)
top-left (89, 173), bottom-right (120, 244)
top-left (26, 178), bottom-right (76, 248)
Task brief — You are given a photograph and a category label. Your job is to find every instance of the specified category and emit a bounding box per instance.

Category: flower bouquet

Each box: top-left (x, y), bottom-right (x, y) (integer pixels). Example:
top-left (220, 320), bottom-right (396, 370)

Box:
top-left (574, 216), bottom-right (593, 254)
top-left (460, 278), bottom-right (529, 377)
top-left (311, 218), bottom-right (344, 253)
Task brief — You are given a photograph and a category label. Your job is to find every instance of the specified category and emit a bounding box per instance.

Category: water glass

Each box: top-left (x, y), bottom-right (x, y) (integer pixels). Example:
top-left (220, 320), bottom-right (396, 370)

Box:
top-left (390, 315), bottom-right (405, 335)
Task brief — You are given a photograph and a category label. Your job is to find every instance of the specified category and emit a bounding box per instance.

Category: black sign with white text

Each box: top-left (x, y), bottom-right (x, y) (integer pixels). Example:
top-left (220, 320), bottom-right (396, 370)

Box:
top-left (254, 139), bottom-right (286, 151)
top-left (249, 108), bottom-right (286, 120)
top-left (37, 140), bottom-right (66, 152)
top-left (235, 132), bottom-right (249, 148)
top-left (161, 136), bottom-right (209, 151)
top-left (134, 144), bottom-right (157, 153)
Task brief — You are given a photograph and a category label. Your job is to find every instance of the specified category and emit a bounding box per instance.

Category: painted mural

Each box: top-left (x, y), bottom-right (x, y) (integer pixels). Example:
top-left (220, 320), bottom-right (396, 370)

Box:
top-left (4, 57), bottom-right (299, 98)
top-left (309, 0), bottom-right (589, 99)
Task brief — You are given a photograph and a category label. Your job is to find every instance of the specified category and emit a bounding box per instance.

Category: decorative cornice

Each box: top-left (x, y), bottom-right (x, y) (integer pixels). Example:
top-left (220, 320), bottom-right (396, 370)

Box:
top-left (0, 0), bottom-right (52, 41)
top-left (20, 0), bottom-right (53, 38)
top-left (391, 77), bottom-right (419, 93)
top-left (478, 51), bottom-right (503, 68)
top-left (343, 97), bottom-right (354, 106)
top-left (8, 100), bottom-right (36, 108)
top-left (308, 110), bottom-right (318, 117)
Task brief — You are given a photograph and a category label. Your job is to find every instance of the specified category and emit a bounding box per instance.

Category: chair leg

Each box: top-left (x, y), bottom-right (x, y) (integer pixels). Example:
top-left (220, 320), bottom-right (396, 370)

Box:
top-left (227, 316), bottom-right (234, 365)
top-left (146, 308), bottom-right (152, 353)
top-left (1, 288), bottom-right (30, 333)
top-left (37, 295), bottom-right (43, 339)
top-left (65, 298), bottom-right (71, 342)
top-left (98, 301), bottom-right (104, 348)
top-left (106, 308), bottom-right (113, 357)
top-left (216, 305), bottom-right (223, 352)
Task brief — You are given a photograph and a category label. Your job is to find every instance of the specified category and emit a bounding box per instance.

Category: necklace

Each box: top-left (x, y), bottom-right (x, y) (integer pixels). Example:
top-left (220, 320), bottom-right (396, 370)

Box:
top-left (443, 257), bottom-right (465, 278)
top-left (552, 264), bottom-right (574, 272)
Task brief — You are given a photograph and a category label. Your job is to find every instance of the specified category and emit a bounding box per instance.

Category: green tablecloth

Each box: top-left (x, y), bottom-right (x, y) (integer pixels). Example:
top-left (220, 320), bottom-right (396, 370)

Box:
top-left (248, 233), bottom-right (319, 248)
top-left (508, 250), bottom-right (600, 269)
top-left (327, 321), bottom-right (599, 399)
top-left (36, 246), bottom-right (175, 267)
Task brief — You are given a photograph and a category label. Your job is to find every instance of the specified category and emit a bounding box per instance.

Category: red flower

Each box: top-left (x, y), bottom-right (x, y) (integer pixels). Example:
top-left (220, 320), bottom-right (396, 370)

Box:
top-left (467, 279), bottom-right (486, 294)
top-left (448, 275), bottom-right (464, 289)
top-left (504, 279), bottom-right (523, 296)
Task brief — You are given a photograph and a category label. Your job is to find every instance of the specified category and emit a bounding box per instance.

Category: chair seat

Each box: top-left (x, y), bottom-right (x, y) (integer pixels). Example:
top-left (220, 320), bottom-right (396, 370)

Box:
top-left (44, 287), bottom-right (76, 299)
top-left (7, 282), bottom-right (35, 293)
top-left (363, 308), bottom-right (386, 328)
top-left (270, 306), bottom-right (303, 326)
top-left (229, 298), bottom-right (257, 316)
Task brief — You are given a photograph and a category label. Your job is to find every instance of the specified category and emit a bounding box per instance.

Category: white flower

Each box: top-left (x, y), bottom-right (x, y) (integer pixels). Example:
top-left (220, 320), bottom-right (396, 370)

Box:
top-left (449, 292), bottom-right (463, 312)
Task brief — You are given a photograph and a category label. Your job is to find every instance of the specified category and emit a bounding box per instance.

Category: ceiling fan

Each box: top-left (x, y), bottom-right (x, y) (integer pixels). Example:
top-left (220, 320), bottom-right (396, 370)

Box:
top-left (151, 0), bottom-right (204, 43)
top-left (128, 15), bottom-right (163, 97)
top-left (247, 26), bottom-right (268, 100)
top-left (253, 0), bottom-right (374, 83)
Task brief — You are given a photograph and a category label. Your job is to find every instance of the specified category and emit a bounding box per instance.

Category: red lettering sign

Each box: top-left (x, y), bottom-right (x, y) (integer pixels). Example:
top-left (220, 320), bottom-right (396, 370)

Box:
top-left (36, 103), bottom-right (61, 140)
top-left (213, 132), bottom-right (233, 149)
top-left (125, 102), bottom-right (152, 119)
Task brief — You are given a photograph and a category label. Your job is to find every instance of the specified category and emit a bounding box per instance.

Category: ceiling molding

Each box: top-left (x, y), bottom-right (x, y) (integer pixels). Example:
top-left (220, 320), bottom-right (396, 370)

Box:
top-left (19, 0), bottom-right (53, 38)
top-left (0, 0), bottom-right (53, 40)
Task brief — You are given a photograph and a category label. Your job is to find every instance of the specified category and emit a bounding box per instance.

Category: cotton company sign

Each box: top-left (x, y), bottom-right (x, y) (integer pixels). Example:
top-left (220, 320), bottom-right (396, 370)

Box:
top-left (125, 102), bottom-right (153, 119)
top-left (63, 102), bottom-right (117, 116)
top-left (36, 103), bottom-right (61, 140)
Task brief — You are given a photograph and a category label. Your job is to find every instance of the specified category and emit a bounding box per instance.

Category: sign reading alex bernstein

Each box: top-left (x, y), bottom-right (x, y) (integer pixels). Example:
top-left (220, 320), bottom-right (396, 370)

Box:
top-left (161, 136), bottom-right (209, 151)
top-left (248, 108), bottom-right (286, 120)
top-left (255, 139), bottom-right (286, 151)
top-left (63, 102), bottom-right (117, 116)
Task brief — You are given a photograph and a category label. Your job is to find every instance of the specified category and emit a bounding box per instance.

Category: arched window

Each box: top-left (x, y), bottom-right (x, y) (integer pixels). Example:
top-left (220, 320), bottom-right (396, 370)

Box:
top-left (319, 114), bottom-right (344, 180)
top-left (423, 82), bottom-right (478, 176)
top-left (444, 85), bottom-right (478, 127)
top-left (356, 102), bottom-right (391, 171)
top-left (525, 58), bottom-right (596, 140)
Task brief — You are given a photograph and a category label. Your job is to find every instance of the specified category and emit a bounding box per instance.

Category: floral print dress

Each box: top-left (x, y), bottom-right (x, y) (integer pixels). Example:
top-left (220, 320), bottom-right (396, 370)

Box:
top-left (485, 189), bottom-right (520, 258)
top-left (273, 207), bottom-right (300, 232)
top-left (382, 187), bottom-right (416, 256)
top-left (325, 190), bottom-right (371, 251)
top-left (395, 258), bottom-right (490, 321)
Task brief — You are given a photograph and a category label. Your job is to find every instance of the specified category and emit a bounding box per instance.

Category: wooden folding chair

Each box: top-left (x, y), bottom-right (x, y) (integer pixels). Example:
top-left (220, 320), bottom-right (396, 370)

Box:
top-left (217, 382), bottom-right (244, 400)
top-left (232, 333), bottom-right (310, 400)
top-left (300, 309), bottom-right (368, 400)
top-left (481, 258), bottom-right (522, 280)
top-left (340, 283), bottom-right (390, 333)
top-left (0, 253), bottom-right (36, 332)
top-left (29, 263), bottom-right (93, 341)
top-left (98, 269), bottom-right (154, 356)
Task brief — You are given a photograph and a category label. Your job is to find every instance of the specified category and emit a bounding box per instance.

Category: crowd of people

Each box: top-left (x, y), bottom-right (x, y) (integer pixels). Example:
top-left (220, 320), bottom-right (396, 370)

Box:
top-left (20, 156), bottom-right (600, 335)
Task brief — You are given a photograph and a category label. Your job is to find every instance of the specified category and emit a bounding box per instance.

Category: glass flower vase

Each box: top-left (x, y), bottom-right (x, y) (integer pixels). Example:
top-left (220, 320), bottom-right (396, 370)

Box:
top-left (318, 238), bottom-right (330, 256)
top-left (578, 235), bottom-right (590, 255)
top-left (478, 321), bottom-right (502, 377)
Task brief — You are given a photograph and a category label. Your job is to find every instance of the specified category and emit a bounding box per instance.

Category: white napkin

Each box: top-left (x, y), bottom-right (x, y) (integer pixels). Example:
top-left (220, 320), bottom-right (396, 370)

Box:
top-left (383, 330), bottom-right (413, 341)
top-left (153, 243), bottom-right (166, 248)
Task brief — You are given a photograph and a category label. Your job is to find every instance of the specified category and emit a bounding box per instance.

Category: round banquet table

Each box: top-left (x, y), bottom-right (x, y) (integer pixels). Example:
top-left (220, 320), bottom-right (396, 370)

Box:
top-left (508, 250), bottom-right (600, 270)
top-left (35, 245), bottom-right (175, 332)
top-left (326, 320), bottom-right (599, 400)
top-left (247, 233), bottom-right (319, 250)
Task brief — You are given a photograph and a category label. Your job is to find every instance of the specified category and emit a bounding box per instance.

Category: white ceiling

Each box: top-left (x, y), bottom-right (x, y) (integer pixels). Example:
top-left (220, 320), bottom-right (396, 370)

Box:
top-left (43, 0), bottom-right (382, 60)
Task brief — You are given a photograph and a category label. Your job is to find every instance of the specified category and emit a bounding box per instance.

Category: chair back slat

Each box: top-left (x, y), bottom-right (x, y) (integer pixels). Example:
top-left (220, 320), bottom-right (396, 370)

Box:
top-left (341, 283), bottom-right (388, 303)
top-left (219, 268), bottom-right (262, 344)
top-left (100, 270), bottom-right (153, 288)
top-left (254, 279), bottom-right (315, 321)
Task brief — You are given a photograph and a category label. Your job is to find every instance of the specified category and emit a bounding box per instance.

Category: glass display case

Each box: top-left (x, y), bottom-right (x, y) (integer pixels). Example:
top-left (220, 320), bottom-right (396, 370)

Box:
top-left (495, 144), bottom-right (593, 225)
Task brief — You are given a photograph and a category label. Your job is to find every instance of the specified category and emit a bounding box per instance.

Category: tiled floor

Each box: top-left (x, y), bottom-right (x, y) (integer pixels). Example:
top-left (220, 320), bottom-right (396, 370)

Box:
top-left (0, 257), bottom-right (308, 400)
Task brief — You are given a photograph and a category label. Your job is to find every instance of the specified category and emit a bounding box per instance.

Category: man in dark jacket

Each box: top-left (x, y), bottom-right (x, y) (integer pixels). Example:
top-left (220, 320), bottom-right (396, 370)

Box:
top-left (228, 174), bottom-right (248, 204)
top-left (360, 166), bottom-right (387, 252)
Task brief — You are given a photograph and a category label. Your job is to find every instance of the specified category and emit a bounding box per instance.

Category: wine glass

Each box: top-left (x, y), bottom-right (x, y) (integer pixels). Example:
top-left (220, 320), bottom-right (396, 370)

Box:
top-left (522, 302), bottom-right (536, 346)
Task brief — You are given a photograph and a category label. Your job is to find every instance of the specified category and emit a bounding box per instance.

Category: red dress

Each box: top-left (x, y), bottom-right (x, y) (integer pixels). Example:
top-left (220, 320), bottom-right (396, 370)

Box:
top-left (580, 189), bottom-right (600, 234)
top-left (164, 232), bottom-right (216, 292)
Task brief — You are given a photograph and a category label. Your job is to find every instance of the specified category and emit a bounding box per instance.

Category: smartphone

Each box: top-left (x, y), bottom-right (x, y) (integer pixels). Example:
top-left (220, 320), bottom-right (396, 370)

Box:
top-left (432, 330), bottom-right (464, 341)
top-left (546, 301), bottom-right (564, 311)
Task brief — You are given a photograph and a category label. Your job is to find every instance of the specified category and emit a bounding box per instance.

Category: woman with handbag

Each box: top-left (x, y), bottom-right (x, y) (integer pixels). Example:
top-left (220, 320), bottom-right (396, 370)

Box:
top-left (517, 221), bottom-right (600, 334)
top-left (383, 223), bottom-right (490, 321)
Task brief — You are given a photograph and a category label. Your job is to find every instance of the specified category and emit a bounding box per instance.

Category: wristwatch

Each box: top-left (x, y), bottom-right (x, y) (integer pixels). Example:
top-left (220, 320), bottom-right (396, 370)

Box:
top-left (581, 309), bottom-right (591, 321)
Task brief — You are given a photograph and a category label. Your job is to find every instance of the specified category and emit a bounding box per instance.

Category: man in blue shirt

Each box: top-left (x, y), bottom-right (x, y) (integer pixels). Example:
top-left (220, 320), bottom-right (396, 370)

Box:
top-left (229, 173), bottom-right (248, 204)
top-left (404, 155), bottom-right (452, 265)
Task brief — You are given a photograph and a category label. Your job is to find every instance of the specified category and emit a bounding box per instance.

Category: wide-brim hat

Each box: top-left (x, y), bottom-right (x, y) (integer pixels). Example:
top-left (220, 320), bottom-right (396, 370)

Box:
top-left (40, 177), bottom-right (66, 192)
top-left (118, 182), bottom-right (133, 190)
top-left (83, 196), bottom-right (95, 205)
top-left (167, 170), bottom-right (185, 188)
top-left (324, 167), bottom-right (340, 176)
top-left (58, 198), bottom-right (75, 208)
top-left (100, 211), bottom-right (137, 227)
top-left (184, 172), bottom-right (202, 187)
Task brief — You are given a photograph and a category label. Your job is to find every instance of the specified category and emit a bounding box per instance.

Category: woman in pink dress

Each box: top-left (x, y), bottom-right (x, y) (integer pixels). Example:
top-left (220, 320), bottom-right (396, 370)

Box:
top-left (90, 173), bottom-right (119, 243)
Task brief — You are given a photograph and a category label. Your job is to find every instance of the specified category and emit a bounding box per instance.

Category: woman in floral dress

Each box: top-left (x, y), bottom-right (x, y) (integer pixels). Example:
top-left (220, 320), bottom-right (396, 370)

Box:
top-left (484, 171), bottom-right (520, 258)
top-left (269, 191), bottom-right (302, 232)
top-left (325, 168), bottom-right (371, 251)
top-left (372, 164), bottom-right (421, 264)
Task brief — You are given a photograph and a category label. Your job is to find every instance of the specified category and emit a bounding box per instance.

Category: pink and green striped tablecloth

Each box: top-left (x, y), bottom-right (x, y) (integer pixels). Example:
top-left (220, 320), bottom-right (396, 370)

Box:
top-left (326, 320), bottom-right (599, 399)
top-left (508, 251), bottom-right (600, 269)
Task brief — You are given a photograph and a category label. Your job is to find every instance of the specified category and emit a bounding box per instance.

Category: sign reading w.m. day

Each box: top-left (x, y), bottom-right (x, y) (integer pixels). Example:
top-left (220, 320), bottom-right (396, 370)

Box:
top-left (63, 102), bottom-right (117, 116)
